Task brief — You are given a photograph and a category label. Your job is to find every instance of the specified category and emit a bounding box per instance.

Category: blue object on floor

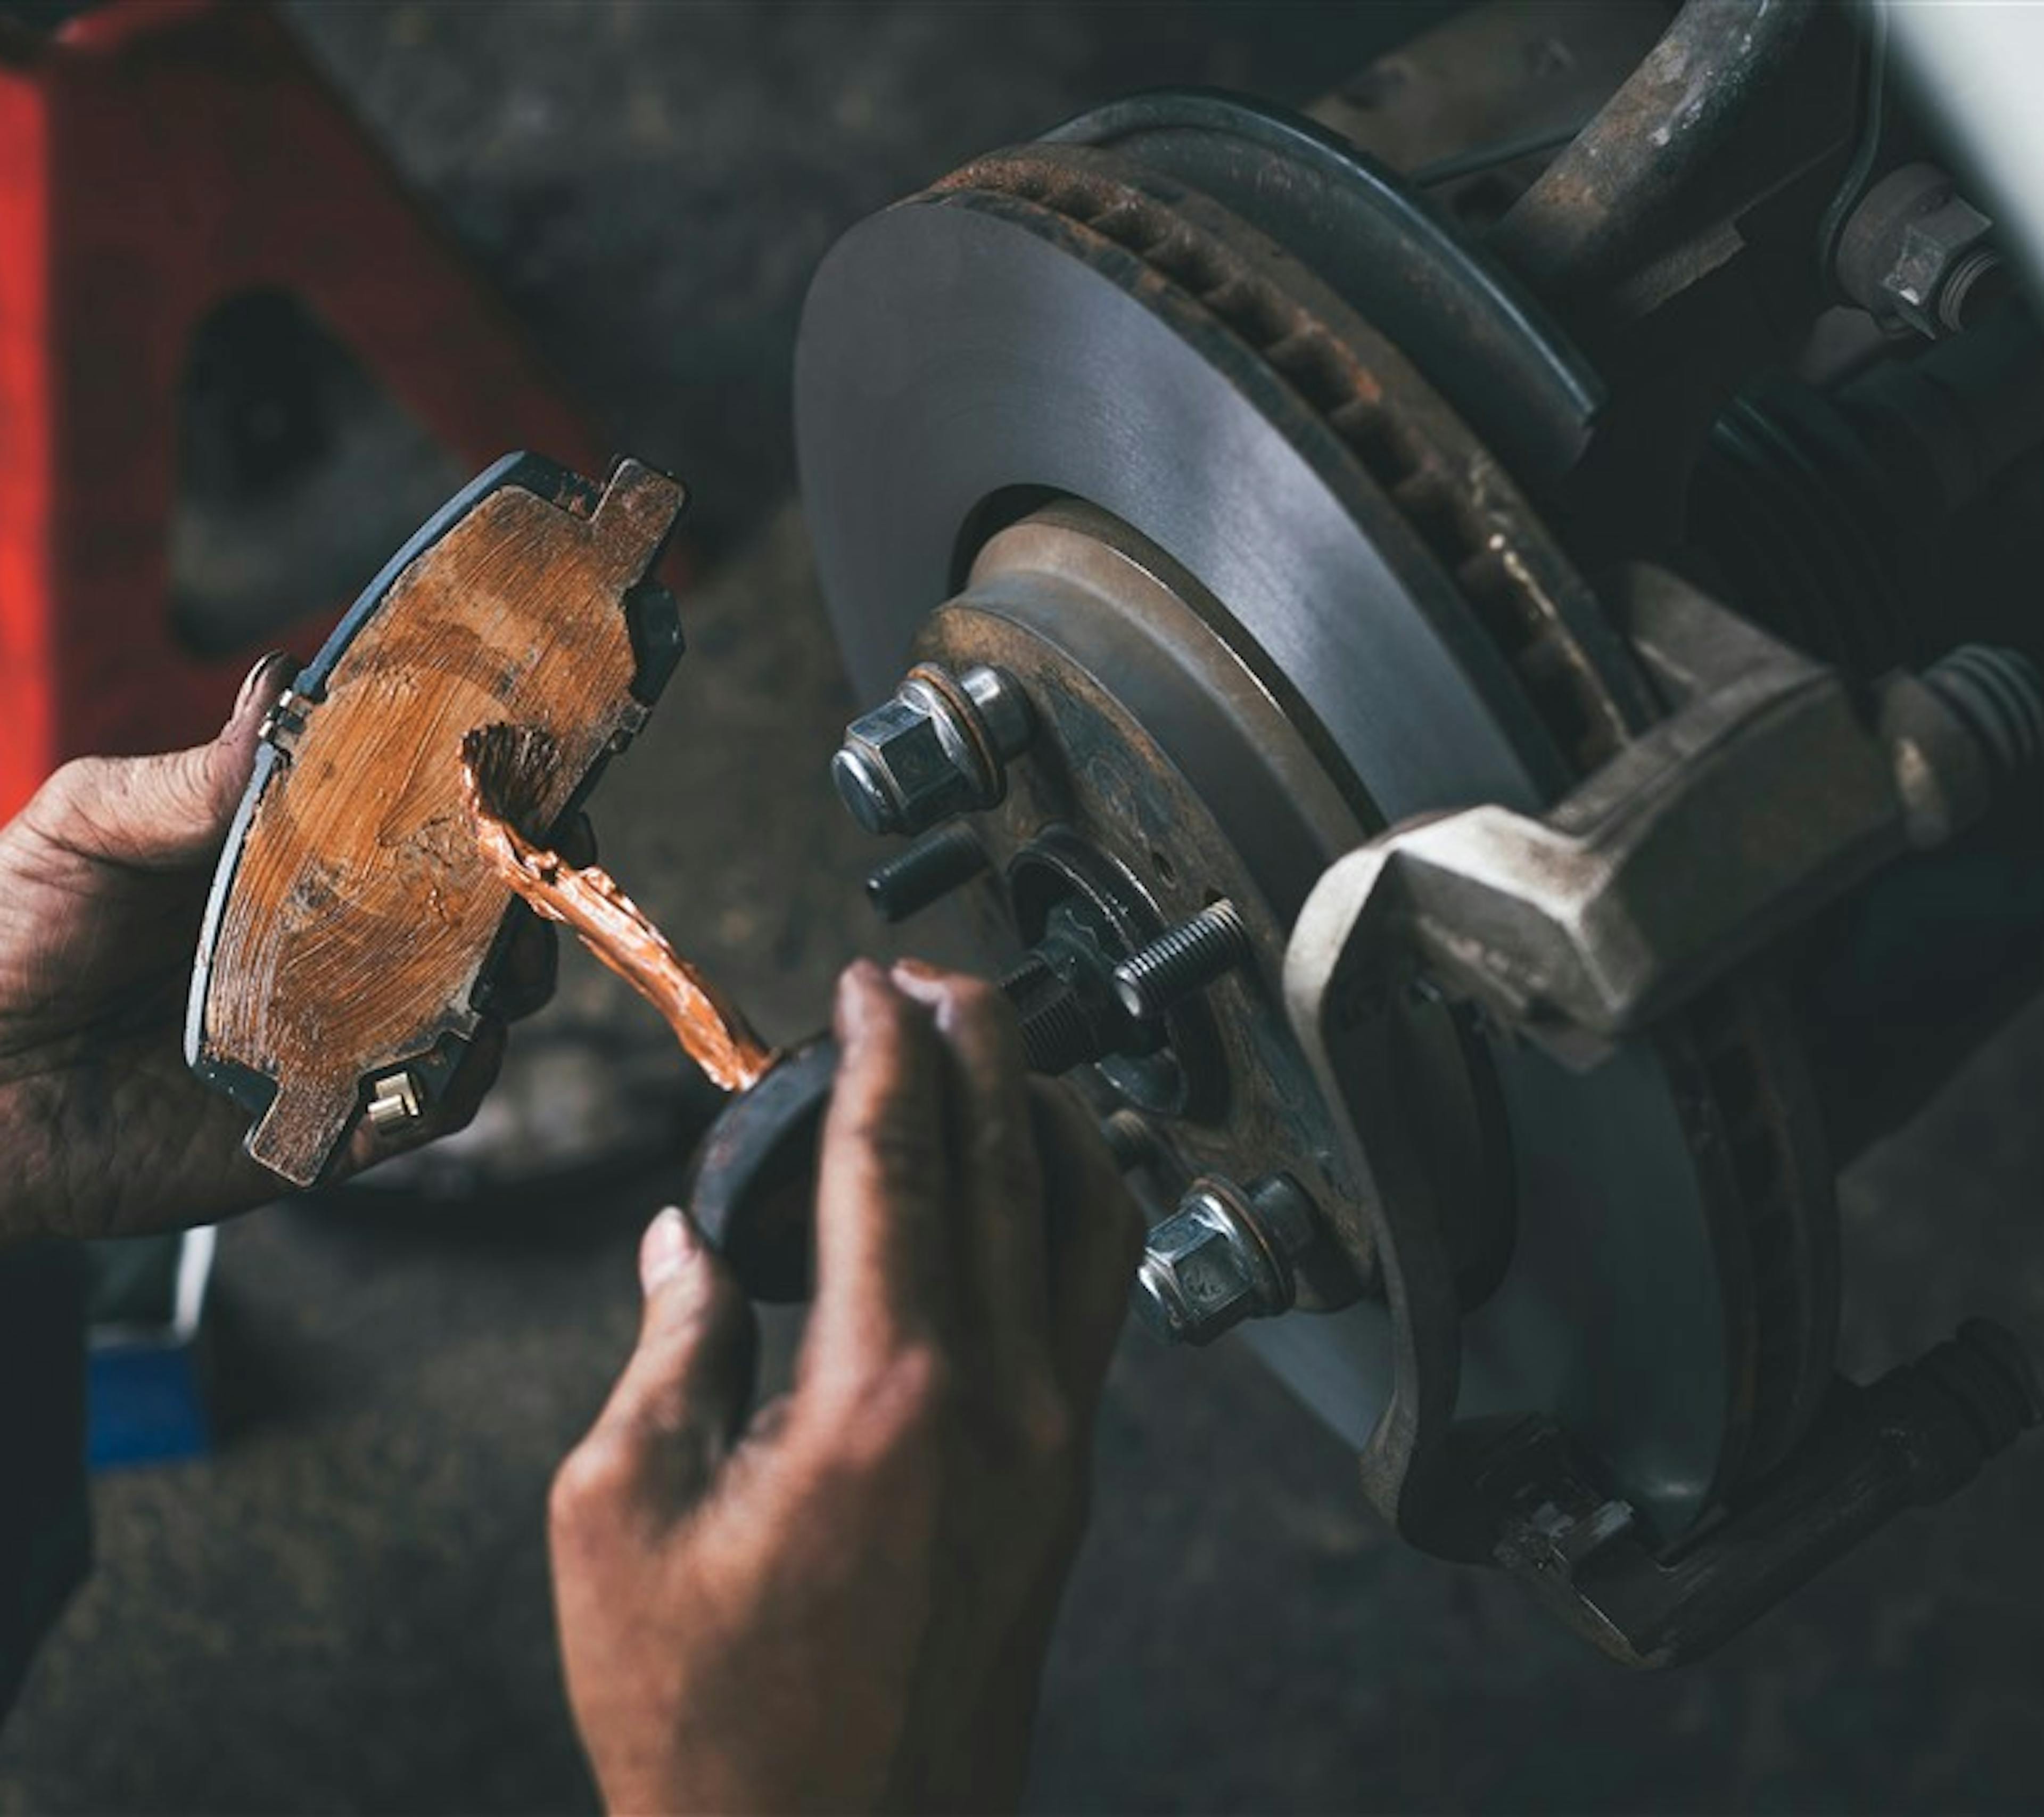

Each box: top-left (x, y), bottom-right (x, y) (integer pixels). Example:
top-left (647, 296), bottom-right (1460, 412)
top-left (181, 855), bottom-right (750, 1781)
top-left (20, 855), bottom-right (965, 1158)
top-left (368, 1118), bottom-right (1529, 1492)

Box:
top-left (86, 1341), bottom-right (213, 1470)
top-left (84, 1228), bottom-right (217, 1471)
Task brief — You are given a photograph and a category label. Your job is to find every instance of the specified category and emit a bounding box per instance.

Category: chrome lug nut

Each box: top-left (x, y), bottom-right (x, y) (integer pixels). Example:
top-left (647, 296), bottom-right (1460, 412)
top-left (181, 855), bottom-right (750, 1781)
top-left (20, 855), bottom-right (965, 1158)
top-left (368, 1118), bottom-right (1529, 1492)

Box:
top-left (1133, 1173), bottom-right (1317, 1346)
top-left (1112, 899), bottom-right (1250, 1021)
top-left (863, 824), bottom-right (990, 922)
top-left (831, 661), bottom-right (1034, 837)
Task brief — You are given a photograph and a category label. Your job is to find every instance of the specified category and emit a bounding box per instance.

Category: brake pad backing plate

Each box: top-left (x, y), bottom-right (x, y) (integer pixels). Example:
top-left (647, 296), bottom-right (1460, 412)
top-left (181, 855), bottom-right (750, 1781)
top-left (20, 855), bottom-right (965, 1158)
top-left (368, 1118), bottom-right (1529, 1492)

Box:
top-left (187, 454), bottom-right (685, 1186)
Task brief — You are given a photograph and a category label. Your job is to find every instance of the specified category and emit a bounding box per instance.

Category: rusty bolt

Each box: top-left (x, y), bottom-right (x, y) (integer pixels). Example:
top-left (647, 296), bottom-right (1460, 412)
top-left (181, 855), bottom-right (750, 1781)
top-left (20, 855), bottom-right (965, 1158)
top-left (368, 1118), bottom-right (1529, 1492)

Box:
top-left (1837, 163), bottom-right (2007, 340)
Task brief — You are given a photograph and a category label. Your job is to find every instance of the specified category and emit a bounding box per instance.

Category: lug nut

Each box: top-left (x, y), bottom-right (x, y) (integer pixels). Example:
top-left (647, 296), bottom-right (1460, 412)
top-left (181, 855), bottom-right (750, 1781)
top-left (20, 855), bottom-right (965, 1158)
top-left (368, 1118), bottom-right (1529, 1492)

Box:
top-left (1133, 1173), bottom-right (1318, 1346)
top-left (831, 662), bottom-right (1034, 837)
top-left (1112, 899), bottom-right (1250, 1021)
top-left (831, 747), bottom-right (898, 837)
top-left (864, 824), bottom-right (989, 923)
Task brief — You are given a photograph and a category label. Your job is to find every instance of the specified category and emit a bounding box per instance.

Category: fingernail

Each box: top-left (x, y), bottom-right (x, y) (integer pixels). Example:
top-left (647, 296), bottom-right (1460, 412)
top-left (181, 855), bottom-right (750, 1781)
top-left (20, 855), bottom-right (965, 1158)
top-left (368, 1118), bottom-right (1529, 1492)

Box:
top-left (233, 651), bottom-right (293, 721)
top-left (639, 1206), bottom-right (695, 1295)
top-left (889, 961), bottom-right (951, 1022)
top-left (834, 958), bottom-right (889, 1040)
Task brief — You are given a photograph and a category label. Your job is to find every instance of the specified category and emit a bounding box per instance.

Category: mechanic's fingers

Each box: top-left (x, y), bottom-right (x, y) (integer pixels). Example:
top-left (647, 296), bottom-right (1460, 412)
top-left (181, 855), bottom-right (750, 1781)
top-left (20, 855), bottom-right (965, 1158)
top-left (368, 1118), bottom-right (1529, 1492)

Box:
top-left (571, 1207), bottom-right (759, 1518)
top-left (20, 651), bottom-right (296, 869)
top-left (557, 812), bottom-right (597, 869)
top-left (891, 960), bottom-right (1050, 1383)
top-left (481, 907), bottom-right (560, 1023)
top-left (1027, 1081), bottom-right (1144, 1412)
top-left (805, 960), bottom-right (957, 1379)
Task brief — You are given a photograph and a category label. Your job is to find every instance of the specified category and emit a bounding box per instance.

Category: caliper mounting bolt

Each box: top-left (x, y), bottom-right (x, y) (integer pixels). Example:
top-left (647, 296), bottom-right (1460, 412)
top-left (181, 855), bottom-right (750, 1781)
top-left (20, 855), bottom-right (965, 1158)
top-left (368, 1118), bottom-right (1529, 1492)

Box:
top-left (832, 661), bottom-right (1034, 837)
top-left (1133, 1172), bottom-right (1318, 1346)
top-left (1112, 898), bottom-right (1250, 1021)
top-left (863, 823), bottom-right (990, 922)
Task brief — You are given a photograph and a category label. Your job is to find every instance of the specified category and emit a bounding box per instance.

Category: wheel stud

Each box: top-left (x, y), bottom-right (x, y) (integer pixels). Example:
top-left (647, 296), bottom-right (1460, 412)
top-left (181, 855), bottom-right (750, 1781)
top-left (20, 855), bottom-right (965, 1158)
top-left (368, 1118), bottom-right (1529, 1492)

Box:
top-left (1100, 1108), bottom-right (1159, 1172)
top-left (1112, 899), bottom-right (1250, 1021)
top-left (863, 824), bottom-right (988, 922)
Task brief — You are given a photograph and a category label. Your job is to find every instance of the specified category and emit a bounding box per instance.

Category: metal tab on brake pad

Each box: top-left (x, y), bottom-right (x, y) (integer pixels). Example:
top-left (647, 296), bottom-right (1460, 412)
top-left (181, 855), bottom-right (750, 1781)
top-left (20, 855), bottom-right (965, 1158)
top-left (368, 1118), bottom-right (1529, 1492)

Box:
top-left (185, 453), bottom-right (687, 1187)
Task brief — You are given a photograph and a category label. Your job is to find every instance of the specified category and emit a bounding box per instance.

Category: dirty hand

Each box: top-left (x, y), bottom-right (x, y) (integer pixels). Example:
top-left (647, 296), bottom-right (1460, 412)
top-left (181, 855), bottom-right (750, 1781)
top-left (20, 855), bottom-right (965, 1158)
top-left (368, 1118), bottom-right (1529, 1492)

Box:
top-left (0, 654), bottom-right (557, 1245)
top-left (551, 959), bottom-right (1144, 1814)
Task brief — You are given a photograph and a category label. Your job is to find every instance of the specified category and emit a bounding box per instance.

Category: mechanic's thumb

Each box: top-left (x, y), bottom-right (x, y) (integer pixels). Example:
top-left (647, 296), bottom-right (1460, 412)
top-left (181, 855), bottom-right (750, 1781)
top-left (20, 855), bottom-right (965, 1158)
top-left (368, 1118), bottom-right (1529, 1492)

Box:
top-left (21, 649), bottom-right (296, 867)
top-left (588, 1208), bottom-right (760, 1511)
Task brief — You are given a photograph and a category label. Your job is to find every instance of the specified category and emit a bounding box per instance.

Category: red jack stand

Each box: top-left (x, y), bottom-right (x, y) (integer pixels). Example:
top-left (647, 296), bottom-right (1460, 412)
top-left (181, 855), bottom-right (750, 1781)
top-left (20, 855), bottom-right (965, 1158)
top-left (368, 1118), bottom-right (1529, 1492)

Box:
top-left (0, 1), bottom-right (622, 818)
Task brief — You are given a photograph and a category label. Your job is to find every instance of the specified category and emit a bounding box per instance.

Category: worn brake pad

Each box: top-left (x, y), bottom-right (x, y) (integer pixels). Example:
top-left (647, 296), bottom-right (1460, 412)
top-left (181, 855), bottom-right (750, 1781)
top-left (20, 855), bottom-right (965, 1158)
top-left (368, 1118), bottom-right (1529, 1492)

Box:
top-left (186, 453), bottom-right (686, 1187)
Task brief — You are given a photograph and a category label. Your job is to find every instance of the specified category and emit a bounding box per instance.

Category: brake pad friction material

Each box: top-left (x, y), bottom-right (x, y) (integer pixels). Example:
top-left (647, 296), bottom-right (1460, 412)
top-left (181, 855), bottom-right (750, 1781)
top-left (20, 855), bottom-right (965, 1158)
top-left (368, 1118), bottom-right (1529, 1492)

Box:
top-left (186, 454), bottom-right (687, 1187)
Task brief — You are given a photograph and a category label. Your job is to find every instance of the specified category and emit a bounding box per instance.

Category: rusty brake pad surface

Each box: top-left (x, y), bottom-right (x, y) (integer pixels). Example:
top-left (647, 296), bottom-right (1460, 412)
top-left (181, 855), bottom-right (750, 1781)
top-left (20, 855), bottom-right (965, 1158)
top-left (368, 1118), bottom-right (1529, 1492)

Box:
top-left (186, 453), bottom-right (686, 1187)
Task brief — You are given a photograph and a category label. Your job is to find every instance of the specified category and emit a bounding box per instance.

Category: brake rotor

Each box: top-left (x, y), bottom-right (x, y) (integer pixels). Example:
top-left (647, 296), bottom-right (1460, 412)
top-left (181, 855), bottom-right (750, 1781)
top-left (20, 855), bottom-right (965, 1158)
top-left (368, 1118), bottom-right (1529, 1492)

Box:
top-left (794, 95), bottom-right (1836, 1540)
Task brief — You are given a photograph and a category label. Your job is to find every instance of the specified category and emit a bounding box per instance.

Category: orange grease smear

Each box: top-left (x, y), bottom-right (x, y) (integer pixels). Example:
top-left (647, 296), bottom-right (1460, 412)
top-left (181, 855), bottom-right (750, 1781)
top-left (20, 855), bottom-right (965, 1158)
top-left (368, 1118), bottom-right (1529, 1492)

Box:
top-left (462, 757), bottom-right (777, 1094)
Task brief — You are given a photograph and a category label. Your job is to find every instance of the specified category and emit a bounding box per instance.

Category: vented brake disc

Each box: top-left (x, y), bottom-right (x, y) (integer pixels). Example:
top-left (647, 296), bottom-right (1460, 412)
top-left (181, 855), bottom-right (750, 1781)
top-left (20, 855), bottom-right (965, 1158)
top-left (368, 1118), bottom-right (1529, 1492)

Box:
top-left (793, 93), bottom-right (1836, 1545)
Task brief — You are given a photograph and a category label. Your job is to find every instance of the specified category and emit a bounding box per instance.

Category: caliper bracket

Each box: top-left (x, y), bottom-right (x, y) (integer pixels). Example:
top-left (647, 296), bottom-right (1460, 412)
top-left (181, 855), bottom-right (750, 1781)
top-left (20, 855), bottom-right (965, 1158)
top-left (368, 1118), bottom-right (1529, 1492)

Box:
top-left (1282, 563), bottom-right (2033, 1662)
top-left (1291, 566), bottom-right (1994, 1070)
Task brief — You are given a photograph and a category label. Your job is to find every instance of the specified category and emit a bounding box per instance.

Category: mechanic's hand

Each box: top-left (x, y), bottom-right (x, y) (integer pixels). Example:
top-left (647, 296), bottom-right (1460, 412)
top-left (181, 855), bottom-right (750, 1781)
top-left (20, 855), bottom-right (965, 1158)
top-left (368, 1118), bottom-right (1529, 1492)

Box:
top-left (0, 653), bottom-right (559, 1245)
top-left (551, 958), bottom-right (1144, 1815)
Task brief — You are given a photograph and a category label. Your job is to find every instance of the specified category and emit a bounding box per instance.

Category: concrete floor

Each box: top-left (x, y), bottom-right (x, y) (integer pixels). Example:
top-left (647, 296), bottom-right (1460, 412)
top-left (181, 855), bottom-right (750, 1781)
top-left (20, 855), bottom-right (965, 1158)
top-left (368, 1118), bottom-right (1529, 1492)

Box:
top-left (4, 4), bottom-right (2044, 1812)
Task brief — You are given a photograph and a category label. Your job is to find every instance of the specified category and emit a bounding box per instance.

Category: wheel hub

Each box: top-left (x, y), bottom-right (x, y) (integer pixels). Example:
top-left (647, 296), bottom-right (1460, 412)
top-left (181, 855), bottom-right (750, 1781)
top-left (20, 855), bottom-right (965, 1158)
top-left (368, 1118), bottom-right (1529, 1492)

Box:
top-left (916, 500), bottom-right (1520, 1312)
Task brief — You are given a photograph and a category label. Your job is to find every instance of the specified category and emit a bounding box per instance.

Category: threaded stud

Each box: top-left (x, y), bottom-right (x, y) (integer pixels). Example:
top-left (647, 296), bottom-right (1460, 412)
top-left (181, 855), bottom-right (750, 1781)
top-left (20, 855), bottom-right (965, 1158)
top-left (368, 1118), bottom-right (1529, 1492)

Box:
top-left (1936, 246), bottom-right (2008, 334)
top-left (863, 824), bottom-right (988, 923)
top-left (999, 952), bottom-right (1094, 1076)
top-left (1925, 645), bottom-right (2044, 787)
top-left (1112, 900), bottom-right (1250, 1021)
top-left (1100, 1109), bottom-right (1158, 1172)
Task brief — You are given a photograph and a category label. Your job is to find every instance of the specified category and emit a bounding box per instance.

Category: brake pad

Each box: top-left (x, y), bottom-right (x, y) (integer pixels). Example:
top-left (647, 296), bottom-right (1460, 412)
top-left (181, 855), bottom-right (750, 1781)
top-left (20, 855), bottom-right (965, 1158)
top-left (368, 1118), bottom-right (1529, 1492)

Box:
top-left (186, 453), bottom-right (686, 1187)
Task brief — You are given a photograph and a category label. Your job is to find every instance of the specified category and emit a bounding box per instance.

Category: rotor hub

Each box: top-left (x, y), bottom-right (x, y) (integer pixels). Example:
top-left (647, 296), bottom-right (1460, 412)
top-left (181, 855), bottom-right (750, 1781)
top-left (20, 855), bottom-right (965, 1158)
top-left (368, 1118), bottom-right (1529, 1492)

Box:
top-left (906, 500), bottom-right (1521, 1310)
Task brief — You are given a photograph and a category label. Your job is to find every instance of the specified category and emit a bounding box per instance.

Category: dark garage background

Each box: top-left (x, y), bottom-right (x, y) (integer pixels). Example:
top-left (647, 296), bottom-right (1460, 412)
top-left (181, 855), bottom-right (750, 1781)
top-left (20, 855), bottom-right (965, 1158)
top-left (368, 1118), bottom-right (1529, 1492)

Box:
top-left (2, 4), bottom-right (2041, 1811)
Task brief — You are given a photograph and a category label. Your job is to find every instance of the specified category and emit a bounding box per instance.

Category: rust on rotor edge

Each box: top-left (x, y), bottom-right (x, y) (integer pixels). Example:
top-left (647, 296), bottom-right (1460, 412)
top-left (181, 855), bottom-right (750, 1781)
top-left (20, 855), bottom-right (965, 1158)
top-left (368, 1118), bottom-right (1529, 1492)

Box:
top-left (931, 145), bottom-right (1634, 776)
top-left (925, 141), bottom-right (1834, 1493)
top-left (461, 722), bottom-right (777, 1094)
